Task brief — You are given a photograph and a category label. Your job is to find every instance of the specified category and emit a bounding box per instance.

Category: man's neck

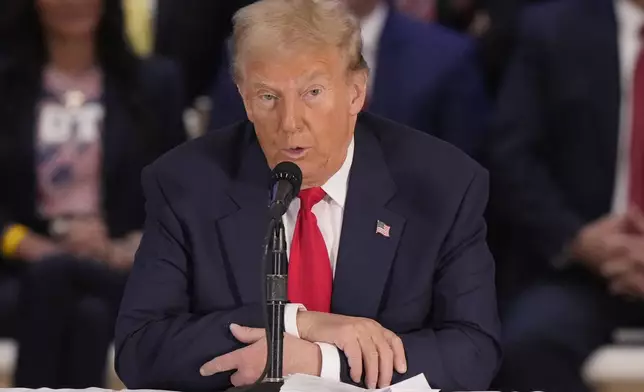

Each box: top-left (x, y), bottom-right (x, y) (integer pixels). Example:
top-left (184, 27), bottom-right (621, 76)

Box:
top-left (47, 35), bottom-right (96, 75)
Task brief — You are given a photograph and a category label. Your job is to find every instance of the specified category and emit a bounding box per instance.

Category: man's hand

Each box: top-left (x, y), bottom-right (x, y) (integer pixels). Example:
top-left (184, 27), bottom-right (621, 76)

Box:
top-left (576, 208), bottom-right (644, 298)
top-left (200, 324), bottom-right (321, 387)
top-left (601, 208), bottom-right (644, 298)
top-left (296, 311), bottom-right (407, 389)
top-left (570, 214), bottom-right (633, 273)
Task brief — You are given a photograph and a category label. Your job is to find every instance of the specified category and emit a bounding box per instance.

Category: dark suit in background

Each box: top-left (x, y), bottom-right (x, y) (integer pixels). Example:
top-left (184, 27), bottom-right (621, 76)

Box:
top-left (208, 10), bottom-right (489, 158)
top-left (486, 0), bottom-right (644, 390)
top-left (115, 113), bottom-right (501, 392)
top-left (154, 0), bottom-right (256, 106)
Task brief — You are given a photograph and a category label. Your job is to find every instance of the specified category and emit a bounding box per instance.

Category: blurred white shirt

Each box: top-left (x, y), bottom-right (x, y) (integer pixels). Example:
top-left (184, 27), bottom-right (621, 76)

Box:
top-left (360, 2), bottom-right (389, 96)
top-left (613, 0), bottom-right (644, 213)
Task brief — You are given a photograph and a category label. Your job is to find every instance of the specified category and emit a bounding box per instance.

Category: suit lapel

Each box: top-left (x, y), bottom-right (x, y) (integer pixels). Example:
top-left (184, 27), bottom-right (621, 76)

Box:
top-left (216, 125), bottom-right (272, 305)
top-left (332, 119), bottom-right (406, 318)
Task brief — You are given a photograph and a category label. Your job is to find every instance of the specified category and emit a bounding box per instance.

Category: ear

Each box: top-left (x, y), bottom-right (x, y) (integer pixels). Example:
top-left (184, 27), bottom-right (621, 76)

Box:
top-left (348, 69), bottom-right (368, 116)
top-left (237, 83), bottom-right (255, 123)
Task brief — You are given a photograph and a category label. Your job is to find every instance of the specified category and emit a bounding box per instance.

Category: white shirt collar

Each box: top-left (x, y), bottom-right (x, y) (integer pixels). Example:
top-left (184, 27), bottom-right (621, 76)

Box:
top-left (615, 0), bottom-right (644, 37)
top-left (360, 2), bottom-right (389, 53)
top-left (320, 136), bottom-right (355, 209)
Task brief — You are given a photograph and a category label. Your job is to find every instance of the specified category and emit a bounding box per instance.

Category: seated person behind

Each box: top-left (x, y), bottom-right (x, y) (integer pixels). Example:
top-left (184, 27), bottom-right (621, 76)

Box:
top-left (0, 0), bottom-right (186, 387)
top-left (115, 0), bottom-right (501, 391)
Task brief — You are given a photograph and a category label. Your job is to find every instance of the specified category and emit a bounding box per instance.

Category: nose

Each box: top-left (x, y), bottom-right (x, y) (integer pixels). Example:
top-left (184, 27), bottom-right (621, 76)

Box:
top-left (278, 94), bottom-right (304, 133)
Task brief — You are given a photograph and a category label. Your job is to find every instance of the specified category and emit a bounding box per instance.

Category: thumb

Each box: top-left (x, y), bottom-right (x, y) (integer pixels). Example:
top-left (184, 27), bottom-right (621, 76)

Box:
top-left (230, 323), bottom-right (265, 344)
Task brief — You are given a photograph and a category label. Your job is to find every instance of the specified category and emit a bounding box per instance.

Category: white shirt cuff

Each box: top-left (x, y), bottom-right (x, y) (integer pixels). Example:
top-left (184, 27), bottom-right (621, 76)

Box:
top-left (284, 303), bottom-right (306, 337)
top-left (316, 342), bottom-right (341, 381)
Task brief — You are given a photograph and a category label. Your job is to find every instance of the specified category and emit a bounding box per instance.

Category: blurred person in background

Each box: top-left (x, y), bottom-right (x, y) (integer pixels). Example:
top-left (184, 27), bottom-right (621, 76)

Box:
top-left (0, 0), bottom-right (186, 387)
top-left (487, 0), bottom-right (644, 391)
top-left (209, 0), bottom-right (490, 158)
top-left (395, 0), bottom-right (536, 97)
top-left (154, 0), bottom-right (257, 106)
top-left (121, 0), bottom-right (256, 107)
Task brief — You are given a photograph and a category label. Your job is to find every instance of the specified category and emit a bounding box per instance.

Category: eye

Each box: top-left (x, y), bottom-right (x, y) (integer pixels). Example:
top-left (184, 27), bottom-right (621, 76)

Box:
top-left (305, 88), bottom-right (324, 100)
top-left (260, 93), bottom-right (277, 101)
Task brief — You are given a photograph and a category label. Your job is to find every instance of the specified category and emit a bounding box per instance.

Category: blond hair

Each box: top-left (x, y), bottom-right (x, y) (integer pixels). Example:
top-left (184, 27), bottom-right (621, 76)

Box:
top-left (231, 0), bottom-right (368, 82)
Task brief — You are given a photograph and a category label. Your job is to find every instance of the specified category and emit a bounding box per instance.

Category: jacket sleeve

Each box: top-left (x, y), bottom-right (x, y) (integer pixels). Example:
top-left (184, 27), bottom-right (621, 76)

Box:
top-left (114, 164), bottom-right (263, 391)
top-left (338, 169), bottom-right (502, 391)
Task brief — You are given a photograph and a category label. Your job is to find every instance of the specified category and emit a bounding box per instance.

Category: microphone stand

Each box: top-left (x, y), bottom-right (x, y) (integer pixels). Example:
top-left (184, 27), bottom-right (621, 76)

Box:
top-left (226, 219), bottom-right (287, 392)
top-left (265, 220), bottom-right (288, 385)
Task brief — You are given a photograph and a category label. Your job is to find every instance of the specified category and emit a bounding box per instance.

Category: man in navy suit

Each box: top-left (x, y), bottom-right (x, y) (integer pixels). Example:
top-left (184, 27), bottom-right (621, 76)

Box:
top-left (115, 1), bottom-right (500, 391)
top-left (488, 0), bottom-right (644, 390)
top-left (208, 0), bottom-right (489, 158)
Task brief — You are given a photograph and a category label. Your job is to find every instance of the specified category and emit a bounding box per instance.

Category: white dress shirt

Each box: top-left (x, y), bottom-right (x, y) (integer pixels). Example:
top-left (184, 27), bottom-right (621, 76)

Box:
top-left (360, 2), bottom-right (389, 96)
top-left (282, 138), bottom-right (355, 380)
top-left (613, 0), bottom-right (644, 213)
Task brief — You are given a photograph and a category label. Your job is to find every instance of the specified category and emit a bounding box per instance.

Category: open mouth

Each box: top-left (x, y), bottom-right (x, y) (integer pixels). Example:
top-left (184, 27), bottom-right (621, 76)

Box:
top-left (282, 147), bottom-right (310, 159)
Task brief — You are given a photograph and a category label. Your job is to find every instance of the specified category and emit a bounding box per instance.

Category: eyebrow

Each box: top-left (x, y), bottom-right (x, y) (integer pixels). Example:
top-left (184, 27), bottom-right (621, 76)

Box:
top-left (251, 70), bottom-right (331, 92)
top-left (252, 82), bottom-right (277, 91)
top-left (301, 70), bottom-right (330, 83)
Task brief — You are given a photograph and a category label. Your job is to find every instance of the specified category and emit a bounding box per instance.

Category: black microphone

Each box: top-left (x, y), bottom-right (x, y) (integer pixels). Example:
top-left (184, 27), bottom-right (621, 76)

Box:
top-left (268, 162), bottom-right (303, 219)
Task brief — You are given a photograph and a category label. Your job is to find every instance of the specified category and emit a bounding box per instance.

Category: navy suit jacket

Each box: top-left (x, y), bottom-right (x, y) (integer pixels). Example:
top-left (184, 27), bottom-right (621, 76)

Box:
top-left (208, 10), bottom-right (489, 157)
top-left (486, 0), bottom-right (620, 274)
top-left (114, 113), bottom-right (501, 392)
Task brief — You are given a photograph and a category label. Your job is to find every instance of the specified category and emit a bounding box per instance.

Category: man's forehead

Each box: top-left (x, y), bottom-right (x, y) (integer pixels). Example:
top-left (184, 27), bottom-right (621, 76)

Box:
top-left (242, 48), bottom-right (344, 86)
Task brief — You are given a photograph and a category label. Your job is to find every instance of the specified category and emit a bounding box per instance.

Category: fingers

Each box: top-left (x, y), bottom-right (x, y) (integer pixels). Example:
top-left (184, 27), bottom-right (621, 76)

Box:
top-left (600, 258), bottom-right (635, 279)
top-left (341, 338), bottom-right (363, 384)
top-left (371, 334), bottom-right (393, 388)
top-left (230, 370), bottom-right (255, 387)
top-left (357, 334), bottom-right (380, 389)
top-left (230, 324), bottom-right (265, 344)
top-left (603, 234), bottom-right (634, 259)
top-left (385, 330), bottom-right (407, 374)
top-left (610, 272), bottom-right (644, 298)
top-left (200, 350), bottom-right (240, 376)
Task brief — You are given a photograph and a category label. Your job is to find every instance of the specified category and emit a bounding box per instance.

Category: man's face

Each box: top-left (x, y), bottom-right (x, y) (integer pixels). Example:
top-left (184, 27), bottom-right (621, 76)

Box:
top-left (238, 46), bottom-right (366, 187)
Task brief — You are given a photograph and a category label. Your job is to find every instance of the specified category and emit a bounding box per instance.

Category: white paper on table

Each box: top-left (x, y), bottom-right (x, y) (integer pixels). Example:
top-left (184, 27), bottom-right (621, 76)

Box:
top-left (1, 389), bottom-right (174, 392)
top-left (281, 373), bottom-right (439, 392)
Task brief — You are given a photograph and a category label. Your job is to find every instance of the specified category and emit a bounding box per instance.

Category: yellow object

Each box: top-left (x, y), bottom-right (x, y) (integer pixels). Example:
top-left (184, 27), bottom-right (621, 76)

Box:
top-left (2, 224), bottom-right (28, 258)
top-left (123, 0), bottom-right (154, 57)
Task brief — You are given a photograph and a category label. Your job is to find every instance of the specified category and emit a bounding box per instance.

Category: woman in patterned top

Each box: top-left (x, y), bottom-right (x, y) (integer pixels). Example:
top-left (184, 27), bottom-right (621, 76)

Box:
top-left (0, 0), bottom-right (186, 387)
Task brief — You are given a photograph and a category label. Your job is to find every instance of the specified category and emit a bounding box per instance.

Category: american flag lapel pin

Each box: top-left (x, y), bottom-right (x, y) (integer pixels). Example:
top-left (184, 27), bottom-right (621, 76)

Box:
top-left (376, 220), bottom-right (391, 238)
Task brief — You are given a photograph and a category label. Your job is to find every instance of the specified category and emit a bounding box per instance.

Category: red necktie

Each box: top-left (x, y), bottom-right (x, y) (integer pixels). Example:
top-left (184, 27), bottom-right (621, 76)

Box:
top-left (288, 187), bottom-right (332, 312)
top-left (630, 30), bottom-right (644, 210)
